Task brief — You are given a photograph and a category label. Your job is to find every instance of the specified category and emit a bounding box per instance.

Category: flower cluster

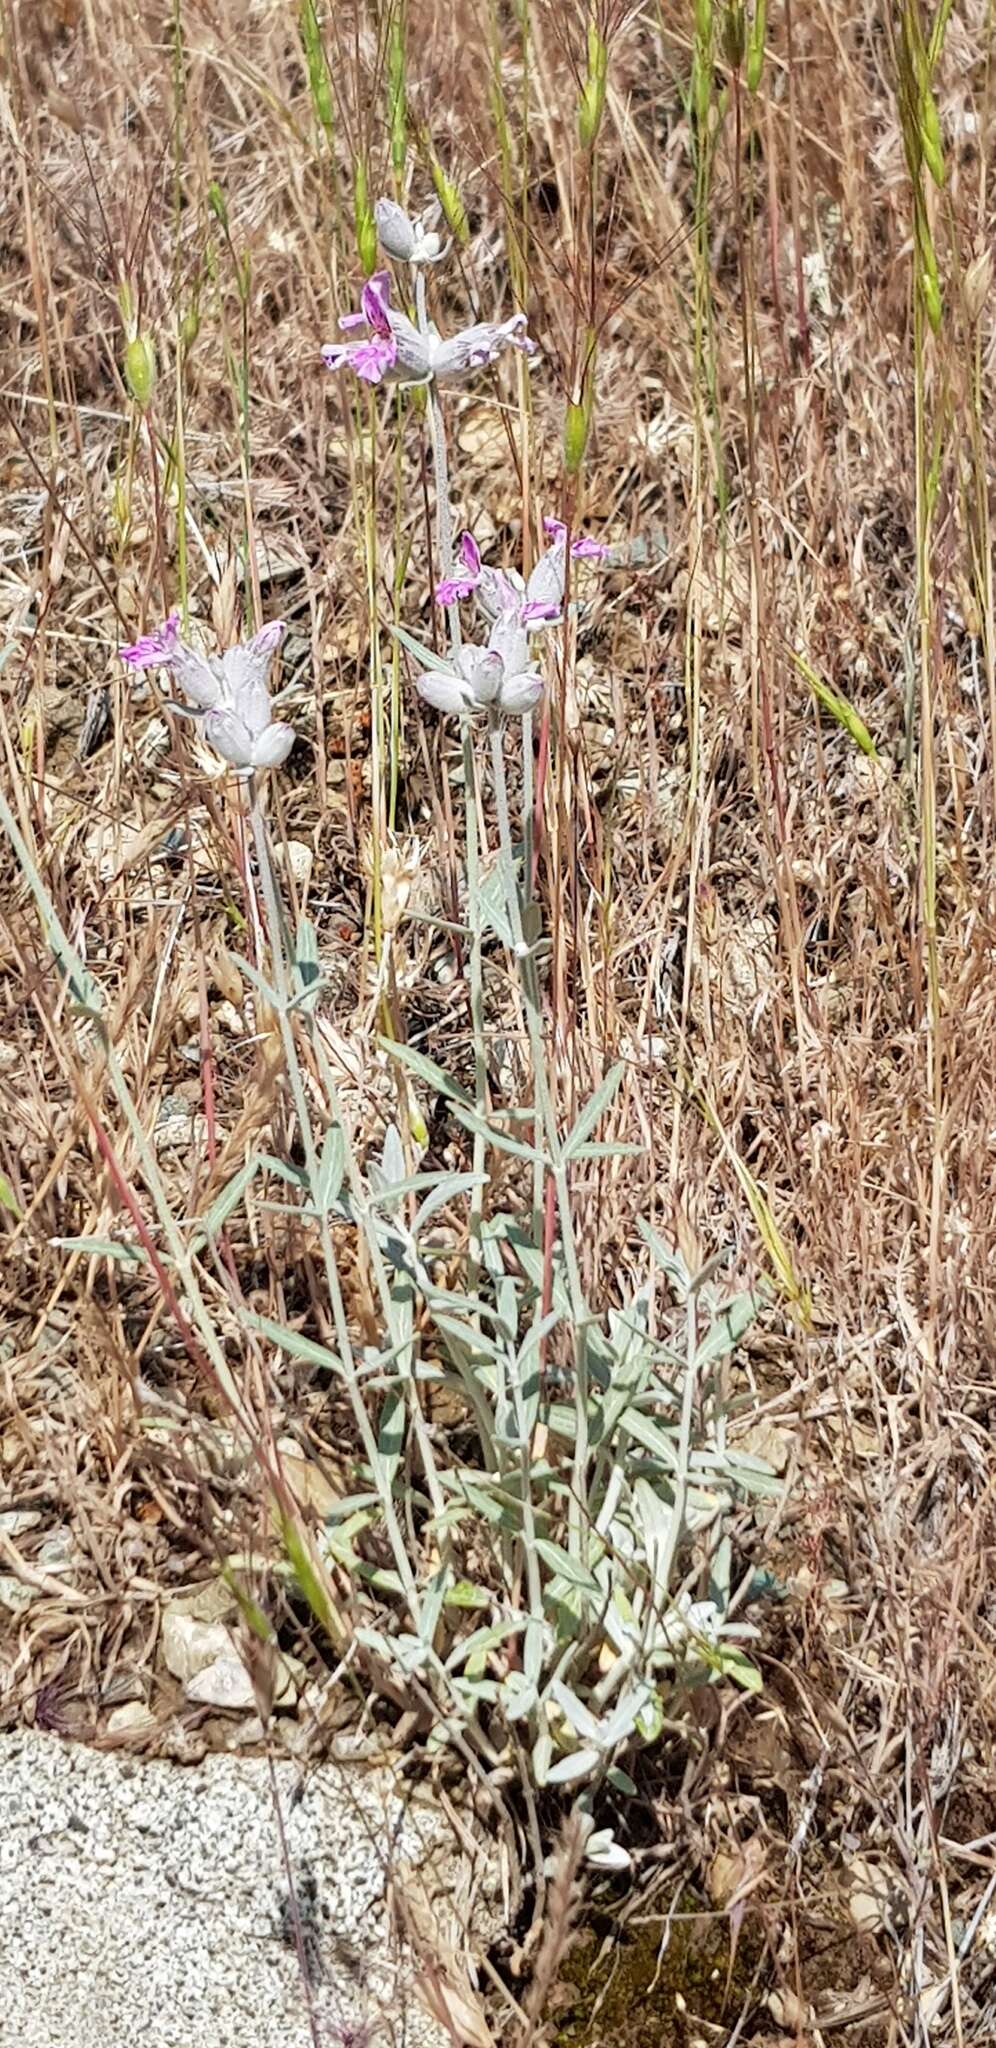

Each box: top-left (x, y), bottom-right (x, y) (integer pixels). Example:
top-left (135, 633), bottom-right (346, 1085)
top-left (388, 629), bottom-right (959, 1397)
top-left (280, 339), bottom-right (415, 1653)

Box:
top-left (437, 518), bottom-right (609, 627)
top-left (120, 614), bottom-right (293, 775)
top-left (322, 268), bottom-right (535, 390)
top-left (413, 612), bottom-right (543, 720)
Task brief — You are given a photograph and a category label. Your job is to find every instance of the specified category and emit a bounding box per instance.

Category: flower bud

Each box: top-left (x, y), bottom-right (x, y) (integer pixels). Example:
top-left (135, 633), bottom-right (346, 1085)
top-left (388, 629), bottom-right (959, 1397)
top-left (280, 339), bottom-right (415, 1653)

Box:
top-left (124, 335), bottom-right (156, 409)
top-left (375, 197), bottom-right (416, 261)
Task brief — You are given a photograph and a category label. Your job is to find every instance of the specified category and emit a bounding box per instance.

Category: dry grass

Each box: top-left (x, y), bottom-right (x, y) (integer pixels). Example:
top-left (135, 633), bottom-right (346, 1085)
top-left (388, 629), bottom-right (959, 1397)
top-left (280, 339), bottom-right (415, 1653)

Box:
top-left (2, 0), bottom-right (996, 2039)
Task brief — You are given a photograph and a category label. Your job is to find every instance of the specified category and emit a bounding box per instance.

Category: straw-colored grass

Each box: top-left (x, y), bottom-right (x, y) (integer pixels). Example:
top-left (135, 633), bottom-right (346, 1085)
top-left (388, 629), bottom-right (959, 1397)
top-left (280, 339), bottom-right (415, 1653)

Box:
top-left (2, 0), bottom-right (996, 2039)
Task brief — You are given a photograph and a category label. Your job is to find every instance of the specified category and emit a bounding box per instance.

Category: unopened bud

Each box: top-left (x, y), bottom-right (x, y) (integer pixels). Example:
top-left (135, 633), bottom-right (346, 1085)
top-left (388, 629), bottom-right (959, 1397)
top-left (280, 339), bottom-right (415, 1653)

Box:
top-left (124, 334), bottom-right (156, 409)
top-left (375, 197), bottom-right (416, 261)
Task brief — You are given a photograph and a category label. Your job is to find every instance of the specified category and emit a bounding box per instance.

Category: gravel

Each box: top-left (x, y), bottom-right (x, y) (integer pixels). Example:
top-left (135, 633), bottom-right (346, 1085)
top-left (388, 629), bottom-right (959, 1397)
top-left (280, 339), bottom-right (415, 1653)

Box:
top-left (0, 1730), bottom-right (479, 2048)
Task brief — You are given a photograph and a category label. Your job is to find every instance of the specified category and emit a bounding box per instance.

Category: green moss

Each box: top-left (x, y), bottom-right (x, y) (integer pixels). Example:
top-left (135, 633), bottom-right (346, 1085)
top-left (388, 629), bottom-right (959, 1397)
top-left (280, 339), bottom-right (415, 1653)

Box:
top-left (553, 1893), bottom-right (760, 2047)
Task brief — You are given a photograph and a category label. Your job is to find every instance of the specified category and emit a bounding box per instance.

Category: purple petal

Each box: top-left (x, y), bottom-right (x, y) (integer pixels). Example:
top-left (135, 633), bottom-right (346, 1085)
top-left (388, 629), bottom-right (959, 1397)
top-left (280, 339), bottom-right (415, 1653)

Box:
top-left (322, 343), bottom-right (350, 371)
top-left (521, 598), bottom-right (562, 624)
top-left (119, 611), bottom-right (181, 668)
top-left (352, 334), bottom-right (398, 384)
top-left (361, 270), bottom-right (392, 336)
top-left (436, 575), bottom-right (477, 606)
top-left (571, 535), bottom-right (610, 561)
top-left (458, 532), bottom-right (482, 577)
top-left (543, 518), bottom-right (567, 545)
top-left (248, 620), bottom-right (285, 655)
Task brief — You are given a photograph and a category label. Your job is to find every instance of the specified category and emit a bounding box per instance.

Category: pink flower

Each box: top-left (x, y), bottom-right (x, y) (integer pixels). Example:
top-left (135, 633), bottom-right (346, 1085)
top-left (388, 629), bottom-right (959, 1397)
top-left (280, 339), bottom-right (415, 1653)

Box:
top-left (413, 612), bottom-right (543, 719)
top-left (119, 615), bottom-right (294, 775)
top-left (321, 271), bottom-right (404, 385)
top-left (322, 274), bottom-right (536, 390)
top-left (435, 532), bottom-right (482, 607)
top-left (436, 521), bottom-right (610, 630)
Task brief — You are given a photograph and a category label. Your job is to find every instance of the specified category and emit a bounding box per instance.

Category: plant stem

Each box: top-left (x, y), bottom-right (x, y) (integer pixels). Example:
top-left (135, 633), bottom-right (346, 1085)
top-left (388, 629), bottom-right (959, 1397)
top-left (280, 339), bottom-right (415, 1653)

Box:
top-left (417, 297), bottom-right (488, 1279)
top-left (488, 718), bottom-right (590, 1555)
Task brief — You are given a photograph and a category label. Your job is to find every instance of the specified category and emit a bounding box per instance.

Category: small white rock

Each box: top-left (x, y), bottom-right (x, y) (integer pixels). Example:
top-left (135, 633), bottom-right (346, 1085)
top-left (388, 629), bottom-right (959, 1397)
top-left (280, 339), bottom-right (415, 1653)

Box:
top-left (107, 1703), bottom-right (156, 1736)
top-left (161, 1611), bottom-right (236, 1685)
top-left (185, 1656), bottom-right (257, 1712)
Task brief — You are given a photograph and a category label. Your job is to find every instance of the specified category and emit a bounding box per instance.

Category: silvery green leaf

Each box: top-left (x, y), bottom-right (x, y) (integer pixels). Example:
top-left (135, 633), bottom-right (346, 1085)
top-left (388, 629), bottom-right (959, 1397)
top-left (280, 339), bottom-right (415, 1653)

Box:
top-left (532, 1730), bottom-right (553, 1785)
top-left (412, 1171), bottom-right (487, 1235)
top-left (418, 1564), bottom-right (450, 1647)
top-left (534, 1539), bottom-right (601, 1597)
top-left (194, 1155), bottom-right (260, 1243)
top-left (693, 1291), bottom-right (761, 1368)
top-left (477, 856), bottom-right (516, 947)
top-left (446, 1622), bottom-right (519, 1673)
top-left (584, 1828), bottom-right (631, 1871)
top-left (376, 1386), bottom-right (405, 1483)
top-left (615, 1407), bottom-right (680, 1470)
top-left (254, 1152), bottom-right (310, 1189)
top-left (391, 622), bottom-right (457, 674)
top-left (50, 1235), bottom-right (146, 1264)
top-left (637, 1216), bottom-right (692, 1301)
top-left (634, 1477), bottom-right (676, 1599)
top-left (452, 1105), bottom-right (545, 1163)
top-left (501, 1670), bottom-right (538, 1721)
top-left (381, 1121), bottom-right (406, 1185)
top-left (246, 1312), bottom-right (343, 1377)
top-left (562, 1063), bottom-right (625, 1161)
top-left (314, 1125), bottom-right (346, 1213)
top-left (235, 953), bottom-right (281, 1009)
top-left (377, 1035), bottom-right (473, 1108)
top-left (606, 1766), bottom-right (638, 1797)
top-left (550, 1679), bottom-right (601, 1744)
top-left (293, 917), bottom-right (321, 1008)
top-left (524, 1617), bottom-right (545, 1684)
top-left (545, 1747), bottom-right (600, 1786)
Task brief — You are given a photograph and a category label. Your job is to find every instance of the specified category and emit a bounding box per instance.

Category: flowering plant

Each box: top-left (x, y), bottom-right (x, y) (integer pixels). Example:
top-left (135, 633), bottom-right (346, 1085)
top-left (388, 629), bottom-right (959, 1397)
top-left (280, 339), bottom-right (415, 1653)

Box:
top-left (120, 613), bottom-right (294, 775)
